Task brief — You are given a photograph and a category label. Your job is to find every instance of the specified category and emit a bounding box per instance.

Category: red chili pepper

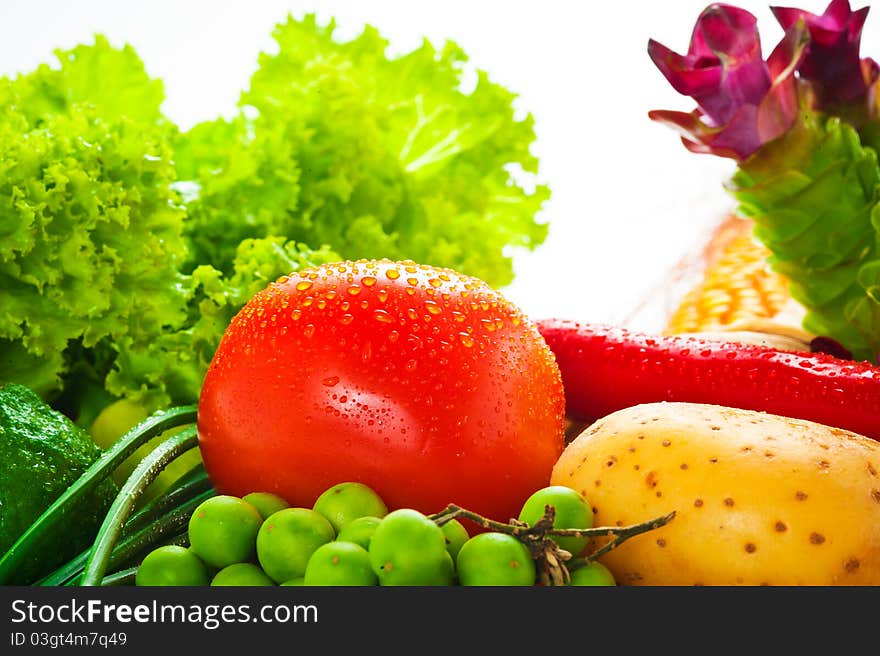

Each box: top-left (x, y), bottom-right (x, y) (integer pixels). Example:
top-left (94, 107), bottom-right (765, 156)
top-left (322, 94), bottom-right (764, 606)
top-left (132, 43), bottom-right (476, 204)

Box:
top-left (537, 319), bottom-right (880, 441)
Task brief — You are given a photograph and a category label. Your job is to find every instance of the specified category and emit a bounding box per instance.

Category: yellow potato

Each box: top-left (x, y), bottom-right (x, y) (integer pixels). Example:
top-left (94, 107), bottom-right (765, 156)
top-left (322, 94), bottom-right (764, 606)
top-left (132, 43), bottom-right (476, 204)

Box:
top-left (551, 402), bottom-right (880, 585)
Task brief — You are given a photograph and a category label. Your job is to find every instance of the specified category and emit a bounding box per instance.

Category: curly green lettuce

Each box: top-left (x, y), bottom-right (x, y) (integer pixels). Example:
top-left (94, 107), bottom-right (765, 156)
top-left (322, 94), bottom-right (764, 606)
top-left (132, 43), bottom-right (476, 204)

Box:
top-left (177, 14), bottom-right (549, 288)
top-left (0, 41), bottom-right (188, 404)
top-left (0, 37), bottom-right (337, 420)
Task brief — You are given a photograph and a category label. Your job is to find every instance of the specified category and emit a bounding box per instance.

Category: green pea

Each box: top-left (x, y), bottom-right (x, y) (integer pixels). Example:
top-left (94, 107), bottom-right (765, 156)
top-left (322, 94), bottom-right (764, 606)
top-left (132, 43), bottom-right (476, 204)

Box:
top-left (242, 492), bottom-right (290, 520)
top-left (304, 541), bottom-right (378, 586)
top-left (135, 546), bottom-right (209, 586)
top-left (211, 563), bottom-right (275, 586)
top-left (425, 551), bottom-right (455, 586)
top-left (313, 482), bottom-right (388, 533)
top-left (518, 486), bottom-right (593, 556)
top-left (368, 509), bottom-right (450, 586)
top-left (188, 495), bottom-right (263, 568)
top-left (569, 561), bottom-right (616, 586)
top-left (456, 533), bottom-right (536, 586)
top-left (256, 508), bottom-right (335, 583)
top-left (440, 519), bottom-right (469, 561)
top-left (335, 516), bottom-right (382, 551)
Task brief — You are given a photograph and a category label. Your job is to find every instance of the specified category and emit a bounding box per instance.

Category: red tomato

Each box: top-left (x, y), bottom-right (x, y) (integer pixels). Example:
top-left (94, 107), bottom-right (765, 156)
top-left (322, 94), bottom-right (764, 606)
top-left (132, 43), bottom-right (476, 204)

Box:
top-left (198, 259), bottom-right (565, 522)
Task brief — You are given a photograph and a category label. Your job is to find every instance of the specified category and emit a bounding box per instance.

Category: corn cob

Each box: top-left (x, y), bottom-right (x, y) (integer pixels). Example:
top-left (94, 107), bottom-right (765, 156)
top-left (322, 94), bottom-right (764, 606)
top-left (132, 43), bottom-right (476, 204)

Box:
top-left (665, 216), bottom-right (792, 335)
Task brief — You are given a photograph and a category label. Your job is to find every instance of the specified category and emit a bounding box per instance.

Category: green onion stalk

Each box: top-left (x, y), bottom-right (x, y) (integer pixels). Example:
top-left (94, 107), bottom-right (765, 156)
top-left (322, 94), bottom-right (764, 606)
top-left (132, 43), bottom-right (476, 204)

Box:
top-left (0, 405), bottom-right (213, 586)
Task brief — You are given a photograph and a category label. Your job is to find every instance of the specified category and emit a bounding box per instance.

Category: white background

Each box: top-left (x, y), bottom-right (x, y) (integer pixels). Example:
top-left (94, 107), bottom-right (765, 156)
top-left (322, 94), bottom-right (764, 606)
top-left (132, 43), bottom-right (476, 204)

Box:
top-left (0, 0), bottom-right (866, 329)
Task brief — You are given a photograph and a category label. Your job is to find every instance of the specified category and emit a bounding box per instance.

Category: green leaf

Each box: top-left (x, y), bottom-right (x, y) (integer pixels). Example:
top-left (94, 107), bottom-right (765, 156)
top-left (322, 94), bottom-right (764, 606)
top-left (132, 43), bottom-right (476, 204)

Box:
top-left (176, 14), bottom-right (549, 288)
top-left (731, 114), bottom-right (880, 361)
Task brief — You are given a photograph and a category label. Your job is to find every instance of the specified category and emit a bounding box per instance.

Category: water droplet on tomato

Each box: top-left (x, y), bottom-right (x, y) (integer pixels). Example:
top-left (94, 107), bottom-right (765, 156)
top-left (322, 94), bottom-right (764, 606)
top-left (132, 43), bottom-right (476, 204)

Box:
top-left (347, 285), bottom-right (361, 296)
top-left (323, 376), bottom-right (340, 387)
top-left (303, 324), bottom-right (315, 338)
top-left (386, 268), bottom-right (400, 280)
top-left (424, 300), bottom-right (441, 315)
top-left (362, 276), bottom-right (377, 287)
top-left (291, 309), bottom-right (302, 321)
top-left (459, 333), bottom-right (475, 348)
top-left (296, 281), bottom-right (313, 292)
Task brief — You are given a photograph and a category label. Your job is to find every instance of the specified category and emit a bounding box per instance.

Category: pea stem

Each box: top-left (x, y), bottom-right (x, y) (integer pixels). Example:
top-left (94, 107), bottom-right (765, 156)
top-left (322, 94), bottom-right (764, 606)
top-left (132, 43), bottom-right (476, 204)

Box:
top-left (80, 427), bottom-right (200, 586)
top-left (572, 511), bottom-right (677, 563)
top-left (428, 504), bottom-right (675, 585)
top-left (0, 405), bottom-right (197, 585)
top-left (429, 505), bottom-right (675, 541)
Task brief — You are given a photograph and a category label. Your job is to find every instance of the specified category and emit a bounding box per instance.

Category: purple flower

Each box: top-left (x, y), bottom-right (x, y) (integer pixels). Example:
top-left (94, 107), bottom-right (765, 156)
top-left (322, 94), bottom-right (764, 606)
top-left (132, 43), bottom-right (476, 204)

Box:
top-left (648, 3), bottom-right (808, 160)
top-left (772, 0), bottom-right (878, 120)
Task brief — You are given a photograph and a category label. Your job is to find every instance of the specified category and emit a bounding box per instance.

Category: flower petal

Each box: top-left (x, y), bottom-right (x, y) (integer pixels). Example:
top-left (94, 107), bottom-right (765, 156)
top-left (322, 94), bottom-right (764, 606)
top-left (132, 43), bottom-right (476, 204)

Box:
top-left (758, 21), bottom-right (809, 144)
top-left (771, 0), bottom-right (876, 119)
top-left (648, 38), bottom-right (722, 98)
top-left (698, 3), bottom-right (761, 59)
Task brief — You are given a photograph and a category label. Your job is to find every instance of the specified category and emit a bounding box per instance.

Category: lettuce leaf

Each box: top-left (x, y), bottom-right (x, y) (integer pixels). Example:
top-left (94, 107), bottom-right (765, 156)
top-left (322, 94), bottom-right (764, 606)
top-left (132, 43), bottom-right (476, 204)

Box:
top-left (0, 38), bottom-right (338, 417)
top-left (0, 42), bottom-right (189, 405)
top-left (176, 14), bottom-right (549, 288)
